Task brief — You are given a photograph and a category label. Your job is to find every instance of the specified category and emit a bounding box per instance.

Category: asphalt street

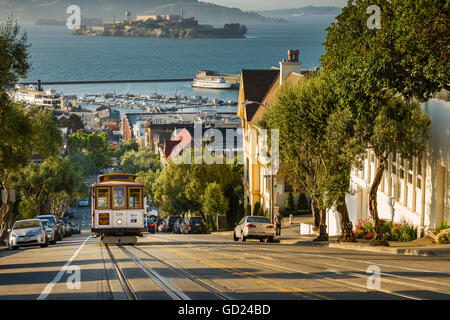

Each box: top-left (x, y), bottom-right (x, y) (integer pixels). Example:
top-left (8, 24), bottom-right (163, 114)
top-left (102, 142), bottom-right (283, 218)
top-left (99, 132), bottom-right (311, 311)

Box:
top-left (1, 206), bottom-right (450, 300)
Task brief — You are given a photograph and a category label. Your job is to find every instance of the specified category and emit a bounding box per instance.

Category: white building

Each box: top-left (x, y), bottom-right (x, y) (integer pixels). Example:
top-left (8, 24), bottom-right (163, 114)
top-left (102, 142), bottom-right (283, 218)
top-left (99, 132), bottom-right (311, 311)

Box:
top-left (324, 95), bottom-right (450, 236)
top-left (12, 84), bottom-right (62, 109)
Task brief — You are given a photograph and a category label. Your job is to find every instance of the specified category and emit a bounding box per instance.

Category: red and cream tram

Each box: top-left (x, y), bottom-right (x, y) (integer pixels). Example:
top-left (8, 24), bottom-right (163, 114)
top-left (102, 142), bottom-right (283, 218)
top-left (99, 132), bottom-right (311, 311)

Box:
top-left (91, 174), bottom-right (147, 244)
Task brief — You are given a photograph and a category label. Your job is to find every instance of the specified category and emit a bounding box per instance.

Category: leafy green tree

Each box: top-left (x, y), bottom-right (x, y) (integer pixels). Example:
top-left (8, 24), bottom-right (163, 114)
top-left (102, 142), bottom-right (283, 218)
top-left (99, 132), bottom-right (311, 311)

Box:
top-left (64, 114), bottom-right (84, 132)
top-left (322, 0), bottom-right (437, 245)
top-left (10, 157), bottom-right (86, 217)
top-left (16, 199), bottom-right (36, 221)
top-left (262, 74), bottom-right (363, 241)
top-left (202, 182), bottom-right (229, 218)
top-left (68, 132), bottom-right (112, 170)
top-left (66, 150), bottom-right (97, 177)
top-left (322, 0), bottom-right (449, 103)
top-left (0, 17), bottom-right (29, 97)
top-left (120, 148), bottom-right (160, 174)
top-left (115, 139), bottom-right (139, 159)
top-left (136, 169), bottom-right (160, 201)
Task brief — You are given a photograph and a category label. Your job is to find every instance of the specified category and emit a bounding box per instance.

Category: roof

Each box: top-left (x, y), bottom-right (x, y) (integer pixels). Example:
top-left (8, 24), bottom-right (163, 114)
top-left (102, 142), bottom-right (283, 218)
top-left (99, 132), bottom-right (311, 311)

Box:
top-left (241, 70), bottom-right (279, 122)
top-left (251, 72), bottom-right (303, 125)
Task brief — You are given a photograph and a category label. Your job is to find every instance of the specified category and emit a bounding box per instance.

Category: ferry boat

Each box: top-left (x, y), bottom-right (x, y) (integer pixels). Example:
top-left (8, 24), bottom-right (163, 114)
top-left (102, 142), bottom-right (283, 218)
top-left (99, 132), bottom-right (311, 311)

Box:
top-left (192, 70), bottom-right (232, 89)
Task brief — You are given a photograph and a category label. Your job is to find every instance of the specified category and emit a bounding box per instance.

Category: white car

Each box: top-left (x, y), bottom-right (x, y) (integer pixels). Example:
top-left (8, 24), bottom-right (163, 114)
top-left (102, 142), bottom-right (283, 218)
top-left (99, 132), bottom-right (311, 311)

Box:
top-left (8, 219), bottom-right (49, 250)
top-left (233, 216), bottom-right (275, 242)
top-left (78, 198), bottom-right (89, 207)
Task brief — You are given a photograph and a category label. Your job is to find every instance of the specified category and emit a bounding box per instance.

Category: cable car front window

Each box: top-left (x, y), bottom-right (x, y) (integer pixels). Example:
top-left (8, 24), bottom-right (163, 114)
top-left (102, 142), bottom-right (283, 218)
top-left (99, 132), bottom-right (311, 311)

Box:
top-left (113, 187), bottom-right (126, 209)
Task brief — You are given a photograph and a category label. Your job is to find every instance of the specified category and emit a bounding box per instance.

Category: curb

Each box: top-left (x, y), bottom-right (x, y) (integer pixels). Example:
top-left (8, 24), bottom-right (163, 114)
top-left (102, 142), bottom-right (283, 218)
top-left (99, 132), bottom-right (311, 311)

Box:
top-left (278, 239), bottom-right (446, 257)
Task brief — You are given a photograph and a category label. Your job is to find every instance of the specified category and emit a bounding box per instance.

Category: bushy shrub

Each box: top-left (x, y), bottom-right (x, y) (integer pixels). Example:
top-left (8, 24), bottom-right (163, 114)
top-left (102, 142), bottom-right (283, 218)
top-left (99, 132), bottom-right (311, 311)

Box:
top-left (285, 193), bottom-right (295, 212)
top-left (245, 203), bottom-right (251, 216)
top-left (297, 193), bottom-right (311, 214)
top-left (354, 219), bottom-right (418, 242)
top-left (435, 220), bottom-right (450, 235)
top-left (253, 202), bottom-right (261, 216)
top-left (437, 229), bottom-right (450, 244)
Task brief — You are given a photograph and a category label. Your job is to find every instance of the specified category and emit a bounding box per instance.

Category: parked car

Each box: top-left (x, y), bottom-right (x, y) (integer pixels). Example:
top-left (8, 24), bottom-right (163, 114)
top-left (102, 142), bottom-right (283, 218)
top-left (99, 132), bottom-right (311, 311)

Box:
top-left (40, 219), bottom-right (57, 244)
top-left (70, 222), bottom-right (81, 234)
top-left (78, 198), bottom-right (89, 207)
top-left (185, 217), bottom-right (207, 234)
top-left (7, 219), bottom-right (49, 250)
top-left (173, 218), bottom-right (186, 234)
top-left (166, 216), bottom-right (182, 232)
top-left (36, 215), bottom-right (63, 241)
top-left (58, 219), bottom-right (72, 237)
top-left (63, 211), bottom-right (74, 219)
top-left (233, 216), bottom-right (275, 242)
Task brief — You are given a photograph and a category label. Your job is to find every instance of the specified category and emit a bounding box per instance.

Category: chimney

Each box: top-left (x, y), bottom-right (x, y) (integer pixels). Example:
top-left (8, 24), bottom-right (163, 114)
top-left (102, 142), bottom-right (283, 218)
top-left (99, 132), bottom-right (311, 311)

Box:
top-left (279, 49), bottom-right (302, 86)
top-left (37, 80), bottom-right (42, 91)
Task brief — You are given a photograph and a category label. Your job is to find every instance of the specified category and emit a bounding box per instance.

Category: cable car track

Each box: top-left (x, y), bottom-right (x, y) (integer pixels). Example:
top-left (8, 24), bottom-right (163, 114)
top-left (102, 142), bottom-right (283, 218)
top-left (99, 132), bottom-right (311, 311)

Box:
top-left (104, 244), bottom-right (231, 300)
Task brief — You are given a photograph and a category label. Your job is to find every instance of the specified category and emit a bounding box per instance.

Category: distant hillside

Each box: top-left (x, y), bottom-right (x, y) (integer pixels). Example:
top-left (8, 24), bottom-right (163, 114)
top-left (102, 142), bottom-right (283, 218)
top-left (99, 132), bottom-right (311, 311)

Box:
top-left (0, 0), bottom-right (285, 24)
top-left (258, 6), bottom-right (341, 20)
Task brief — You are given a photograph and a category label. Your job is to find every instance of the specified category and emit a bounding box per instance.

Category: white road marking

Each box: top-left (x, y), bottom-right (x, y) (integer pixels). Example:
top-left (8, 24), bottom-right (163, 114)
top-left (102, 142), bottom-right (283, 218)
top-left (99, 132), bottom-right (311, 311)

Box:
top-left (37, 236), bottom-right (91, 300)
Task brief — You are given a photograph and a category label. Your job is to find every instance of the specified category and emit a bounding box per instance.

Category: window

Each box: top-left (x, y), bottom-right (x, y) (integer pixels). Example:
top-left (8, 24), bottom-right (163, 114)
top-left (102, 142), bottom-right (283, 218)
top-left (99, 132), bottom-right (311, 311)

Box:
top-left (112, 187), bottom-right (126, 209)
top-left (97, 188), bottom-right (110, 209)
top-left (129, 188), bottom-right (142, 209)
top-left (399, 158), bottom-right (405, 180)
top-left (392, 151), bottom-right (397, 176)
top-left (416, 158), bottom-right (423, 190)
top-left (407, 158), bottom-right (413, 184)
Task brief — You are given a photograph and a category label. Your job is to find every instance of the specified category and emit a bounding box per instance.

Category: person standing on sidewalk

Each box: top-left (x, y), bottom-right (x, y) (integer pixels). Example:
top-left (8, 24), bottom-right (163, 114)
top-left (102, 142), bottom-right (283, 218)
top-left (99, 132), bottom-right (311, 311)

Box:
top-left (275, 211), bottom-right (283, 236)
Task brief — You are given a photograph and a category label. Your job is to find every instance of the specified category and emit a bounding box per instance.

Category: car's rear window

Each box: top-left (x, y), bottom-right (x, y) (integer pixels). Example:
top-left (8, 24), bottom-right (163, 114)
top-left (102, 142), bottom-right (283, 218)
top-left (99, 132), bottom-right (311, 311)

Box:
top-left (247, 217), bottom-right (270, 223)
top-left (190, 217), bottom-right (203, 223)
top-left (169, 216), bottom-right (181, 222)
top-left (14, 220), bottom-right (41, 229)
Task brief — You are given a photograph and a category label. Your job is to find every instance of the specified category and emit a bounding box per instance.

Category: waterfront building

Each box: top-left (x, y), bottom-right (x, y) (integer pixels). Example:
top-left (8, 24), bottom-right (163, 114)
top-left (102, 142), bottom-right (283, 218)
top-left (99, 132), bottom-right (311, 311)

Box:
top-left (12, 84), bottom-right (62, 109)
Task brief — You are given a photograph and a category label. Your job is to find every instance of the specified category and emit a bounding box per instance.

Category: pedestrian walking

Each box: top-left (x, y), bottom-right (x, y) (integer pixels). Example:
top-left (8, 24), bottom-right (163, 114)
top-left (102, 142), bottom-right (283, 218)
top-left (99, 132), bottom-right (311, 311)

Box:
top-left (275, 211), bottom-right (283, 236)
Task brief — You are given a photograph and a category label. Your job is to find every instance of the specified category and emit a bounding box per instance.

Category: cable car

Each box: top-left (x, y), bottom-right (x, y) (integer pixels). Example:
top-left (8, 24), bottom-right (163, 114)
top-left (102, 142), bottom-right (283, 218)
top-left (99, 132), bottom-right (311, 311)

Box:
top-left (91, 173), bottom-right (147, 244)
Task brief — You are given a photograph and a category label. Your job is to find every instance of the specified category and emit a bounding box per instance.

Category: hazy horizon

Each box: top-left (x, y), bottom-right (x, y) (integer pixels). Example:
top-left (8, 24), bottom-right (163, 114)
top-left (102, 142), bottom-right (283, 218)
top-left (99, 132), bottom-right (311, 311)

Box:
top-left (201, 0), bottom-right (348, 11)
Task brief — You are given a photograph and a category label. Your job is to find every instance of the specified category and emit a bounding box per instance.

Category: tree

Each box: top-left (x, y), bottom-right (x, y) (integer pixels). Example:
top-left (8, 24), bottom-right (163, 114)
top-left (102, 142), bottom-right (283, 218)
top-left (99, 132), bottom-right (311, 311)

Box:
top-left (68, 132), bottom-right (112, 170)
top-left (0, 16), bottom-right (30, 98)
top-left (10, 157), bottom-right (86, 217)
top-left (244, 203), bottom-right (251, 216)
top-left (321, 0), bottom-right (449, 103)
top-left (136, 169), bottom-right (160, 201)
top-left (120, 148), bottom-right (160, 174)
top-left (0, 18), bottom-right (31, 237)
top-left (64, 114), bottom-right (84, 132)
top-left (114, 139), bottom-right (139, 159)
top-left (322, 0), bottom-right (438, 245)
top-left (202, 182), bottom-right (229, 217)
top-left (262, 73), bottom-right (363, 241)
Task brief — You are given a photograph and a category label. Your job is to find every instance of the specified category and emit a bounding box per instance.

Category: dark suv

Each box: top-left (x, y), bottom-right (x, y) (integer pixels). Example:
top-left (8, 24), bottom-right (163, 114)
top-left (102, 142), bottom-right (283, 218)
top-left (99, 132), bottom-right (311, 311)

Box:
top-left (185, 217), bottom-right (207, 234)
top-left (166, 216), bottom-right (182, 232)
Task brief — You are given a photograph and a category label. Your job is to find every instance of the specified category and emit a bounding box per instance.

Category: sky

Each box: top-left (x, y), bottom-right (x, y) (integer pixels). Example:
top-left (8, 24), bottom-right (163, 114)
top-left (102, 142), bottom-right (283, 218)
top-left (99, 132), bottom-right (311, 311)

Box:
top-left (201, 0), bottom-right (349, 11)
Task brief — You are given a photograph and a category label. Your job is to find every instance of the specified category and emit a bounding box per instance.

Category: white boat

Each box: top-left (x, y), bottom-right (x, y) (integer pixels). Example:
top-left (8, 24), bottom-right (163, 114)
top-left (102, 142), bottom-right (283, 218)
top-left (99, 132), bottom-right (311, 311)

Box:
top-left (192, 77), bottom-right (232, 89)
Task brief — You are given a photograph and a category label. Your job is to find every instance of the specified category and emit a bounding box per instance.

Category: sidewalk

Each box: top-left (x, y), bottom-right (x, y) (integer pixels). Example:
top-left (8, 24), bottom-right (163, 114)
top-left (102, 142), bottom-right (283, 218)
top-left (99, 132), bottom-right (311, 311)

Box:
top-left (214, 220), bottom-right (450, 257)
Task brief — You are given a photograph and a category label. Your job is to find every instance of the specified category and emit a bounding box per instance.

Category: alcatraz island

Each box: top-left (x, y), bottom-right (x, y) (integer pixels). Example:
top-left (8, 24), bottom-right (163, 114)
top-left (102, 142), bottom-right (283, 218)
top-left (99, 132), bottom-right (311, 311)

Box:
top-left (73, 12), bottom-right (247, 39)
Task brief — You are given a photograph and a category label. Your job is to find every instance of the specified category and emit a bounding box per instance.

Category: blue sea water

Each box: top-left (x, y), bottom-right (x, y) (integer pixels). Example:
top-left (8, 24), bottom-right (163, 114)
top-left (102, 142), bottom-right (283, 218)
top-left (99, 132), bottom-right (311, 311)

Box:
top-left (20, 16), bottom-right (336, 109)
